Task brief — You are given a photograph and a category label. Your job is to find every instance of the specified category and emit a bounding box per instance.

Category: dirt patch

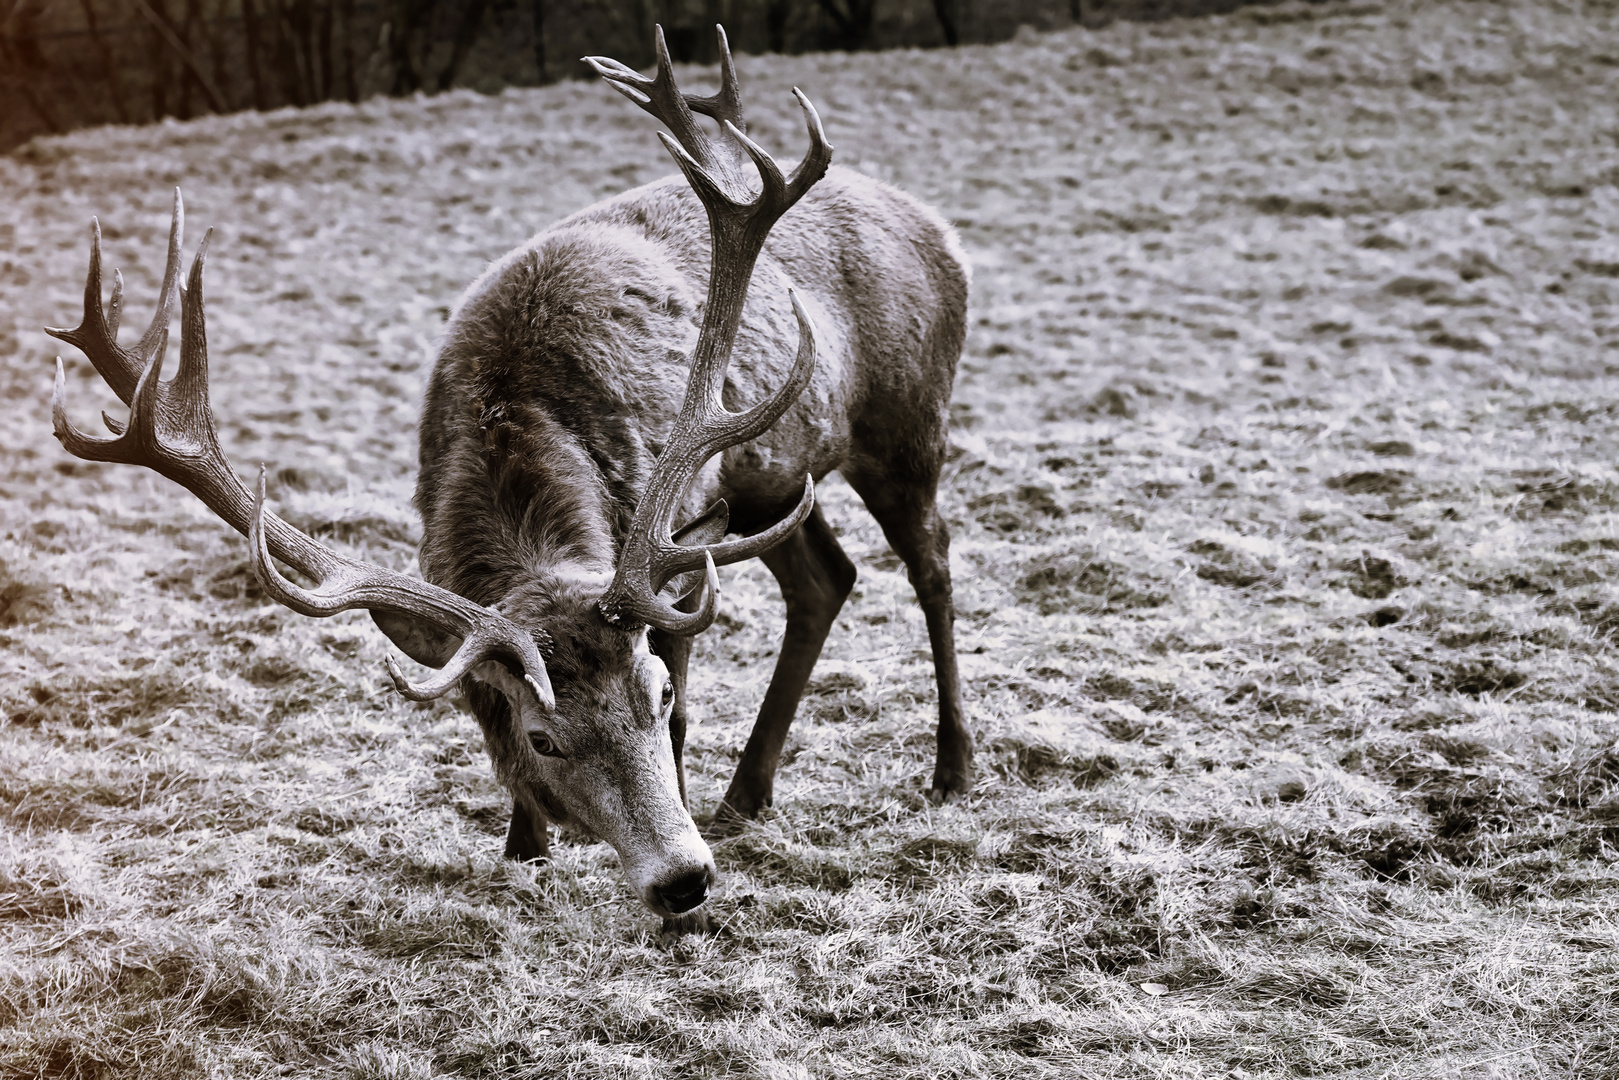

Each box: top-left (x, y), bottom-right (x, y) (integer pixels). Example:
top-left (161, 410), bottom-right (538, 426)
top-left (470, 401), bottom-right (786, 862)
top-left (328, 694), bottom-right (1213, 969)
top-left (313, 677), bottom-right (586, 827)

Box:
top-left (1016, 547), bottom-right (1168, 615)
top-left (990, 735), bottom-right (1122, 788)
top-left (3, 669), bottom-right (219, 731)
top-left (0, 559), bottom-right (59, 627)
top-left (1189, 539), bottom-right (1281, 590)
top-left (1326, 470), bottom-right (1410, 496)
top-left (1441, 658), bottom-right (1527, 698)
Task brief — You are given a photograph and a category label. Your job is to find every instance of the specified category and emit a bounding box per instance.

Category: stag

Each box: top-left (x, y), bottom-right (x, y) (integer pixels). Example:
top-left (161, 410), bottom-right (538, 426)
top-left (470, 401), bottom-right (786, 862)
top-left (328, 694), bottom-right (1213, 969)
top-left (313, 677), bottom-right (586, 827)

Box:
top-left (48, 27), bottom-right (972, 925)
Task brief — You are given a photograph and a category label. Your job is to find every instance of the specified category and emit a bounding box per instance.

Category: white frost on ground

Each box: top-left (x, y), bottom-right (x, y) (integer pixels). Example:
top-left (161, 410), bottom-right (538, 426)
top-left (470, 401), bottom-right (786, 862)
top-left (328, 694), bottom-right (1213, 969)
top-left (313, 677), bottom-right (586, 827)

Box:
top-left (3, 1), bottom-right (1619, 1076)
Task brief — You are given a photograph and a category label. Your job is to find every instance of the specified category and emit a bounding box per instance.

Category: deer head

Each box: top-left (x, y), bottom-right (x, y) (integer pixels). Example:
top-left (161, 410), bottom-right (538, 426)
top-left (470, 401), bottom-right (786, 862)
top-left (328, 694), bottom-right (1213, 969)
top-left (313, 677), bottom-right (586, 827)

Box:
top-left (47, 27), bottom-right (831, 918)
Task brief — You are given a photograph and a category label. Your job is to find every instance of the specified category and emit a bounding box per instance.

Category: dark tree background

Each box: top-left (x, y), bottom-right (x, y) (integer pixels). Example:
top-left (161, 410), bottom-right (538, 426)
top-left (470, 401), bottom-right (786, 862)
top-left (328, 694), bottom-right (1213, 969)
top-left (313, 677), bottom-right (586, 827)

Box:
top-left (0, 0), bottom-right (1286, 153)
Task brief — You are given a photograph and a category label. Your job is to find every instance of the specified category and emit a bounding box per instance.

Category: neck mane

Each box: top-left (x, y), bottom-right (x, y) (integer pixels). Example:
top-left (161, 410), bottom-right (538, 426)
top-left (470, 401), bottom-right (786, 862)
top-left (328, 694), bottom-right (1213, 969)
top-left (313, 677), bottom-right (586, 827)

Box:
top-left (419, 398), bottom-right (628, 609)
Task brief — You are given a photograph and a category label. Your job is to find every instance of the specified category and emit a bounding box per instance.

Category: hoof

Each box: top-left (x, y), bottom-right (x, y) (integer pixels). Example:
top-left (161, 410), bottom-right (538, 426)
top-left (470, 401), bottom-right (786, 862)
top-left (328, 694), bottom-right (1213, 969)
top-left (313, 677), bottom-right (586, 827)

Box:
top-left (928, 763), bottom-right (973, 806)
top-left (925, 769), bottom-right (972, 806)
top-left (661, 909), bottom-right (713, 939)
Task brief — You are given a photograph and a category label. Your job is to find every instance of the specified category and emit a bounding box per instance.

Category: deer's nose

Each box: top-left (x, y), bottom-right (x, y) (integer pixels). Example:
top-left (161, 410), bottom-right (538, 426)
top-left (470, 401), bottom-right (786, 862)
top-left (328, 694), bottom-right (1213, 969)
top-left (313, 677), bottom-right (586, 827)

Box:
top-left (653, 866), bottom-right (713, 914)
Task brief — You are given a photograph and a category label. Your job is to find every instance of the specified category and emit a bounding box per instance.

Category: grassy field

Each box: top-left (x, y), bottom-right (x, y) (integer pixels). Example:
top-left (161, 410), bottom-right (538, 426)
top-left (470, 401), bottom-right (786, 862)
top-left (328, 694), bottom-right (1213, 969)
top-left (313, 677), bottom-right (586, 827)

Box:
top-left (5, 0), bottom-right (1619, 1075)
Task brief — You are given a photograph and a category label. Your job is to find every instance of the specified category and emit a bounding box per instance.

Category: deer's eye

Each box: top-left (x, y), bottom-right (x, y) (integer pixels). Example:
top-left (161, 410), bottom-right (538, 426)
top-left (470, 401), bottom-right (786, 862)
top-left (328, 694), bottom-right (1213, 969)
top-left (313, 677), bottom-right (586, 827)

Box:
top-left (660, 680), bottom-right (675, 713)
top-left (529, 730), bottom-right (563, 757)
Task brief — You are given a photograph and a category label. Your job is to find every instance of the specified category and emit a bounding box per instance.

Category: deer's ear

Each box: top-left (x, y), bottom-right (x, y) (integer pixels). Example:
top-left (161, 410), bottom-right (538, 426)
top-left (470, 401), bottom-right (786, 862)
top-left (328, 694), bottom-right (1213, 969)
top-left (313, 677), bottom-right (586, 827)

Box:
top-left (660, 499), bottom-right (730, 600)
top-left (672, 498), bottom-right (729, 548)
top-left (371, 610), bottom-right (462, 668)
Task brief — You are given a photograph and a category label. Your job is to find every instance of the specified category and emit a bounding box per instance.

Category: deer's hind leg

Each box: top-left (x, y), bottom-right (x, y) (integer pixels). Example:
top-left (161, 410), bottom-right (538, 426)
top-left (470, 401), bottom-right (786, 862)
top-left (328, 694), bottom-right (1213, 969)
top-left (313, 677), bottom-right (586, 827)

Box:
top-left (844, 433), bottom-right (973, 803)
top-left (717, 504), bottom-right (856, 822)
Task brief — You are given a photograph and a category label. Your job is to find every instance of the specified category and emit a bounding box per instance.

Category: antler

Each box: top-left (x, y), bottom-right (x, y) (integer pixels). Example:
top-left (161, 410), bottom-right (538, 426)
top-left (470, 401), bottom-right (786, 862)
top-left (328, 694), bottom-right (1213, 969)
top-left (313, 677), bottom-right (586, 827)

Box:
top-left (47, 191), bottom-right (556, 709)
top-left (585, 25), bottom-right (833, 634)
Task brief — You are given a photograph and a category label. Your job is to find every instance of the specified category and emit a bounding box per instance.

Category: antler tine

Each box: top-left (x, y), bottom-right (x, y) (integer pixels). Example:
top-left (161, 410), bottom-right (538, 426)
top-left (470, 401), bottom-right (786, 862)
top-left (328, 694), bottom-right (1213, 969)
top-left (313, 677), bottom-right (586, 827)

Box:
top-left (646, 292), bottom-right (820, 591)
top-left (383, 627), bottom-right (553, 707)
top-left (583, 55), bottom-right (654, 105)
top-left (108, 268), bottom-right (123, 341)
top-left (786, 89), bottom-right (834, 204)
top-left (248, 471), bottom-right (557, 708)
top-left (45, 189), bottom-right (184, 405)
top-left (651, 552), bottom-right (720, 637)
top-left (682, 25), bottom-right (745, 133)
top-left (172, 224), bottom-right (218, 434)
top-left (584, 27), bottom-right (704, 166)
top-left (138, 192), bottom-right (187, 372)
top-left (52, 195), bottom-right (558, 711)
top-left (593, 30), bottom-right (834, 634)
top-left (587, 25), bottom-right (766, 194)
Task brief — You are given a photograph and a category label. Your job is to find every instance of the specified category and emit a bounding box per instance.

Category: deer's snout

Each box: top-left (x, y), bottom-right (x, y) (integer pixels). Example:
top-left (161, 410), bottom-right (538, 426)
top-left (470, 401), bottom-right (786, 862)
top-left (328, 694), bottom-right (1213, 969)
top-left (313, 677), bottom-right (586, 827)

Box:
top-left (620, 814), bottom-right (716, 917)
top-left (651, 864), bottom-right (714, 915)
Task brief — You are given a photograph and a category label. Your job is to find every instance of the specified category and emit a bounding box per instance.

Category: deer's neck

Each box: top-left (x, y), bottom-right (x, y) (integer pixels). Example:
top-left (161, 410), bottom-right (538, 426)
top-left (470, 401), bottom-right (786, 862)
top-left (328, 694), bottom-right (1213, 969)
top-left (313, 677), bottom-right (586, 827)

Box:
top-left (419, 398), bottom-right (623, 608)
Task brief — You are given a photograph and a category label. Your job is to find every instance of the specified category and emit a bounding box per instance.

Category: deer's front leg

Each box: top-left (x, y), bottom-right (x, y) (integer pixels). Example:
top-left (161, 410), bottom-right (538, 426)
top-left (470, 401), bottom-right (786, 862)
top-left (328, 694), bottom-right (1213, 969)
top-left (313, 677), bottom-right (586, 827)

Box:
top-left (649, 628), bottom-right (714, 938)
top-left (719, 507), bottom-right (855, 823)
top-left (649, 625), bottom-right (696, 810)
top-left (504, 796), bottom-right (550, 862)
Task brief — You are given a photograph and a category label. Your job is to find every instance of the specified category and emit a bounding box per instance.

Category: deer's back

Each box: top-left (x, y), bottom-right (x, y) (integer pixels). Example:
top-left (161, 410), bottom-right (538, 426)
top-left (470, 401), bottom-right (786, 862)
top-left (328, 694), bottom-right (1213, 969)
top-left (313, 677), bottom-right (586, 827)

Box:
top-left (415, 164), bottom-right (968, 579)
